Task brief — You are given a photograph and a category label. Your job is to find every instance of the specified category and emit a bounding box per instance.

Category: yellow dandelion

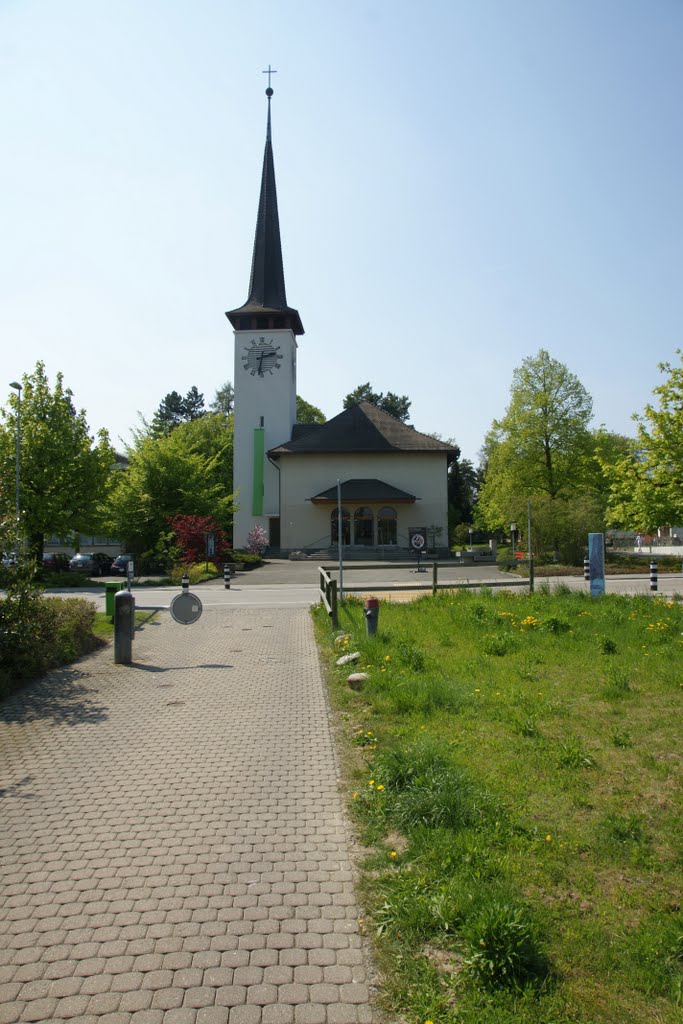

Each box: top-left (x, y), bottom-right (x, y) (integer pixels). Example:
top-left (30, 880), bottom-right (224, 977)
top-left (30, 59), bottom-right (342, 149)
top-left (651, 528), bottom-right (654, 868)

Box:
top-left (389, 851), bottom-right (397, 858)
top-left (369, 779), bottom-right (375, 787)
top-left (384, 655), bottom-right (391, 662)
top-left (474, 688), bottom-right (480, 693)
top-left (376, 784), bottom-right (385, 791)
top-left (353, 792), bottom-right (358, 800)
top-left (546, 834), bottom-right (552, 842)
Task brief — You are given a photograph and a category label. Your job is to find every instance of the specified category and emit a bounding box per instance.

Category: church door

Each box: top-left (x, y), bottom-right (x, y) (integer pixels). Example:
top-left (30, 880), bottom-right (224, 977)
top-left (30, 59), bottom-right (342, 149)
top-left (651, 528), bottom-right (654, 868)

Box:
top-left (353, 507), bottom-right (374, 546)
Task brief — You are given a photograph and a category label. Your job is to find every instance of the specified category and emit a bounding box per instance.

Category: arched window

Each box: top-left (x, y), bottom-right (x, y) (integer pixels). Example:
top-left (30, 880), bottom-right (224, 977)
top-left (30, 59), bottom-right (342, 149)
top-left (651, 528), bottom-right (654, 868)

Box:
top-left (377, 507), bottom-right (397, 545)
top-left (331, 507), bottom-right (350, 546)
top-left (354, 507), bottom-right (374, 546)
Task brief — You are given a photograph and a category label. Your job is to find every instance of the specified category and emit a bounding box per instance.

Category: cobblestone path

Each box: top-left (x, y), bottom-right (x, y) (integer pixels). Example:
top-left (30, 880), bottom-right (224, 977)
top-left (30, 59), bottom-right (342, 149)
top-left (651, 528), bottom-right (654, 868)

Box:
top-left (0, 607), bottom-right (372, 1024)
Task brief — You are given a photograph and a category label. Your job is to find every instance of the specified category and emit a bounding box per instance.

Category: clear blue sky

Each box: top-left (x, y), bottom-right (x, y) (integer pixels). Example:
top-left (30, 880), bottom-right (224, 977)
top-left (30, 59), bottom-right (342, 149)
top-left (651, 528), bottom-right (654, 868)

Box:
top-left (1, 0), bottom-right (682, 463)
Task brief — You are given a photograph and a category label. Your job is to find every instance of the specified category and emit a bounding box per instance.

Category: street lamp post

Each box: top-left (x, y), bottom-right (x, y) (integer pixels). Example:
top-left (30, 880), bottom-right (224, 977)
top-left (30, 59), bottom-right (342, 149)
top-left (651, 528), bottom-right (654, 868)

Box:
top-left (9, 382), bottom-right (21, 555)
top-left (510, 521), bottom-right (517, 560)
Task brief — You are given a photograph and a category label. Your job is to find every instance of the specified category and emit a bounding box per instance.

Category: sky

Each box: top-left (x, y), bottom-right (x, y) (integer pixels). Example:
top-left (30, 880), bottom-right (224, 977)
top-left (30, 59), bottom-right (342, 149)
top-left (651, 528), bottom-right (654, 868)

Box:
top-left (1, 0), bottom-right (682, 464)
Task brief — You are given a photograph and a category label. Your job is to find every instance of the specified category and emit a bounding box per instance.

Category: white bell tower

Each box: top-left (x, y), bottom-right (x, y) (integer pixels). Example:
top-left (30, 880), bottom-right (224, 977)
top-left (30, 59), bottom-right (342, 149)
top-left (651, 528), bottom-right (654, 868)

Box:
top-left (226, 82), bottom-right (304, 551)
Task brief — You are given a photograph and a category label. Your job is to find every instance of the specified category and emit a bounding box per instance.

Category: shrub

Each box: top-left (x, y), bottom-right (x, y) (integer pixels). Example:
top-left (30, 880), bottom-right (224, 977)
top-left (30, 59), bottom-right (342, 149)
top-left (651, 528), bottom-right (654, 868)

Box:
top-left (168, 513), bottom-right (231, 564)
top-left (224, 550), bottom-right (263, 568)
top-left (246, 524), bottom-right (269, 555)
top-left (0, 595), bottom-right (99, 698)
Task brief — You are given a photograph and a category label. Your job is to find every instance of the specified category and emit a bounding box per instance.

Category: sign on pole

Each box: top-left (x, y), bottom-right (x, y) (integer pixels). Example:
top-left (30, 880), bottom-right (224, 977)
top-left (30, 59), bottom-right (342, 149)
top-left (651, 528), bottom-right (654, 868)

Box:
top-left (170, 592), bottom-right (203, 625)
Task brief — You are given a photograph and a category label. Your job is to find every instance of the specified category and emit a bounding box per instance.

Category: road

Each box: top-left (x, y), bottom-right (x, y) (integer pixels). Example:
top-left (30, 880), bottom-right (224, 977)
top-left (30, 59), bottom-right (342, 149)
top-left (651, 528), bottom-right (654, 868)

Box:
top-left (40, 560), bottom-right (683, 612)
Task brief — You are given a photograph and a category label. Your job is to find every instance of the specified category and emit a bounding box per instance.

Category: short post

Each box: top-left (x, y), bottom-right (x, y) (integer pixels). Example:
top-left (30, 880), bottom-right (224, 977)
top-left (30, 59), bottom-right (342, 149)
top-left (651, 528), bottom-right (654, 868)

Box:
top-left (432, 561), bottom-right (438, 596)
top-left (364, 597), bottom-right (379, 636)
top-left (583, 556), bottom-right (590, 582)
top-left (224, 563), bottom-right (231, 590)
top-left (650, 560), bottom-right (658, 592)
top-left (114, 589), bottom-right (135, 665)
top-left (329, 580), bottom-right (338, 627)
top-left (181, 572), bottom-right (190, 592)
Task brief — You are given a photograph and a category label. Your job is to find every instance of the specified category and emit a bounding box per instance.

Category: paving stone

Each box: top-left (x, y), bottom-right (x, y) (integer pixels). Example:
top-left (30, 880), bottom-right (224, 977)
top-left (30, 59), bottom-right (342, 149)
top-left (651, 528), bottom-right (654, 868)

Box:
top-left (262, 1006), bottom-right (295, 1024)
top-left (215, 985), bottom-right (247, 1007)
top-left (293, 1006), bottom-right (326, 1024)
top-left (195, 1008), bottom-right (230, 1024)
top-left (0, 609), bottom-right (375, 1024)
top-left (229, 1007), bottom-right (262, 1024)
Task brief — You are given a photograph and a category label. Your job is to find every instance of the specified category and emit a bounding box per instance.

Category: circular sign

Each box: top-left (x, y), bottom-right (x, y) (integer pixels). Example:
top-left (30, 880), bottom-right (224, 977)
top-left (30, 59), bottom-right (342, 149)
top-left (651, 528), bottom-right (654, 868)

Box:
top-left (410, 533), bottom-right (425, 551)
top-left (170, 592), bottom-right (203, 625)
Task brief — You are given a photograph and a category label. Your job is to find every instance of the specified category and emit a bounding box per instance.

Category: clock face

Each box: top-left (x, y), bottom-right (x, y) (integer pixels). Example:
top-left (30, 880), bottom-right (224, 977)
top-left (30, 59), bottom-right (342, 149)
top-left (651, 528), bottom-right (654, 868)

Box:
top-left (242, 338), bottom-right (283, 377)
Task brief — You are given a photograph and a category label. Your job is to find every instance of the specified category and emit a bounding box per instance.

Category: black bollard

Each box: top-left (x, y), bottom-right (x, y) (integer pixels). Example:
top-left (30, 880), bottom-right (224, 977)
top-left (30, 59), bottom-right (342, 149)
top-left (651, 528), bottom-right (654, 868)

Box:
top-left (583, 556), bottom-right (590, 582)
top-left (650, 560), bottom-right (658, 592)
top-left (224, 563), bottom-right (231, 590)
top-left (364, 597), bottom-right (379, 636)
top-left (114, 589), bottom-right (135, 664)
top-left (181, 572), bottom-right (190, 592)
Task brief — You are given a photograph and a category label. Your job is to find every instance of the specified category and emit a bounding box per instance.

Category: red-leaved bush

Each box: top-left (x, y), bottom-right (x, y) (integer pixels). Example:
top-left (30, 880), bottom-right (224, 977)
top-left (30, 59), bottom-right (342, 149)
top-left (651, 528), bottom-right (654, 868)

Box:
top-left (168, 514), bottom-right (231, 564)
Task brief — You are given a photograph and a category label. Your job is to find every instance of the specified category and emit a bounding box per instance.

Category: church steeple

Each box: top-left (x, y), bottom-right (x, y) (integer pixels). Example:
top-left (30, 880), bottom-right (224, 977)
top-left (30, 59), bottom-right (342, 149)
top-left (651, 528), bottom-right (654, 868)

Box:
top-left (226, 84), bottom-right (304, 336)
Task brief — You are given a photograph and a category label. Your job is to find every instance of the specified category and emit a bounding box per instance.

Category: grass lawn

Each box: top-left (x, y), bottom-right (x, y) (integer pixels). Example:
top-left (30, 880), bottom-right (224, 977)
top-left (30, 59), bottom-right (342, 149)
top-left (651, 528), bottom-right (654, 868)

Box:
top-left (313, 587), bottom-right (682, 1024)
top-left (92, 610), bottom-right (158, 637)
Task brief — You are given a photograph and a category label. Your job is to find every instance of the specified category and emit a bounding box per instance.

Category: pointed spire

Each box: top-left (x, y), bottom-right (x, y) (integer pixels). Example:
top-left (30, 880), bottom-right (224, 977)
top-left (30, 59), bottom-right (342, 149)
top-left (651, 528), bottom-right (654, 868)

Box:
top-left (226, 84), bottom-right (304, 335)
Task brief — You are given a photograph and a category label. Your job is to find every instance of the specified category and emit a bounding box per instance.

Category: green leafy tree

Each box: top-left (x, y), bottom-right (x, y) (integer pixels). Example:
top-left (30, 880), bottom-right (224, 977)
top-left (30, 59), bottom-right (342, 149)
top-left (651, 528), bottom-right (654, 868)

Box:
top-left (0, 364), bottom-right (116, 563)
top-left (296, 396), bottom-right (326, 424)
top-left (210, 381), bottom-right (234, 416)
top-left (106, 413), bottom-right (234, 555)
top-left (343, 382), bottom-right (411, 422)
top-left (602, 352), bottom-right (683, 531)
top-left (477, 350), bottom-right (596, 558)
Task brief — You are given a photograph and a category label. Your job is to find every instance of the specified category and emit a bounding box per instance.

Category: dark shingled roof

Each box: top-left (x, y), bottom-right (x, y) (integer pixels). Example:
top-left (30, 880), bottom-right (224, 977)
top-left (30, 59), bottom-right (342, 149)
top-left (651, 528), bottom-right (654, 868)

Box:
top-left (270, 401), bottom-right (458, 456)
top-left (310, 479), bottom-right (417, 504)
top-left (226, 96), bottom-right (304, 336)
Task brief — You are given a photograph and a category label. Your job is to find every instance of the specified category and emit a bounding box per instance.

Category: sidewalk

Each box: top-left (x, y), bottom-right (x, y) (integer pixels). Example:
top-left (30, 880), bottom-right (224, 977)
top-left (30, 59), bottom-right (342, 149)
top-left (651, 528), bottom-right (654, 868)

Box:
top-left (0, 608), bottom-right (373, 1024)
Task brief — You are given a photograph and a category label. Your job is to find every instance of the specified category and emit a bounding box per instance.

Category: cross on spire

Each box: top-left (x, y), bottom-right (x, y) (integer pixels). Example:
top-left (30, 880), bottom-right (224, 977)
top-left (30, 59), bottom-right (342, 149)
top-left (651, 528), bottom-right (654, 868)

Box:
top-left (261, 65), bottom-right (277, 91)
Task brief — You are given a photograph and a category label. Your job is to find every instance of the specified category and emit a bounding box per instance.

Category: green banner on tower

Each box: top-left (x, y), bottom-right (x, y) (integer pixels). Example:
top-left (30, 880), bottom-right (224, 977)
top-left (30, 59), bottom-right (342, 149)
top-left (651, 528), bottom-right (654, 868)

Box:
top-left (252, 428), bottom-right (265, 515)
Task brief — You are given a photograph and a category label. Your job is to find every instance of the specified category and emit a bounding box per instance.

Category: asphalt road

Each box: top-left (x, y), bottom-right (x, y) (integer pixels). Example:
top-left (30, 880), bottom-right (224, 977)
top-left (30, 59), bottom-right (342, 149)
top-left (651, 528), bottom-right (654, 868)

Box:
top-left (39, 560), bottom-right (683, 612)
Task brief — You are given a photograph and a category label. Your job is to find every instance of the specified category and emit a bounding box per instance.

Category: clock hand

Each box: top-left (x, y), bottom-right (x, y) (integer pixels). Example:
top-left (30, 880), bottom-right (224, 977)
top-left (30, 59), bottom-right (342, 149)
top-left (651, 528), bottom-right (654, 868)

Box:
top-left (258, 351), bottom-right (265, 374)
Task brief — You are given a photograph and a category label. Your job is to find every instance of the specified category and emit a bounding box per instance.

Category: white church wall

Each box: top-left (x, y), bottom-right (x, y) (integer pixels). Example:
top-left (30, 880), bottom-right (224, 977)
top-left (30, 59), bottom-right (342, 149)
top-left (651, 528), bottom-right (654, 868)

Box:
top-left (278, 452), bottom-right (449, 549)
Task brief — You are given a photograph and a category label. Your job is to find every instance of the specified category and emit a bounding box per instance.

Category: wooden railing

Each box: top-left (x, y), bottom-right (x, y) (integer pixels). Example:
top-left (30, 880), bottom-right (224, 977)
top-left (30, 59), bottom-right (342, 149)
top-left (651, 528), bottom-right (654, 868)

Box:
top-left (318, 566), bottom-right (338, 626)
top-left (319, 561), bottom-right (532, 601)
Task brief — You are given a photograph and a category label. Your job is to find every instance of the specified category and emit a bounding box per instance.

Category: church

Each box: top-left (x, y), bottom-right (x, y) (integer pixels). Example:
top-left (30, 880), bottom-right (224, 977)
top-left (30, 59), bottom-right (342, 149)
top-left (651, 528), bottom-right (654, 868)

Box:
top-left (226, 86), bottom-right (456, 555)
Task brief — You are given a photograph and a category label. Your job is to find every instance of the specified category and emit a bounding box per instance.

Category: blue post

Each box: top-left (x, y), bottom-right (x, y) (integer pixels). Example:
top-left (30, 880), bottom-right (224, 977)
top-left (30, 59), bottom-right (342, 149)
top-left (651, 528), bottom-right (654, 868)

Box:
top-left (588, 533), bottom-right (605, 598)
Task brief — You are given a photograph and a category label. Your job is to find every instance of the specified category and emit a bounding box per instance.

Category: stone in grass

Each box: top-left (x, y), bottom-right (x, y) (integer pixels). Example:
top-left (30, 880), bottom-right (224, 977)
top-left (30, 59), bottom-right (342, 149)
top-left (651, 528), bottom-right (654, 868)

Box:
top-left (336, 652), bottom-right (360, 666)
top-left (347, 673), bottom-right (368, 691)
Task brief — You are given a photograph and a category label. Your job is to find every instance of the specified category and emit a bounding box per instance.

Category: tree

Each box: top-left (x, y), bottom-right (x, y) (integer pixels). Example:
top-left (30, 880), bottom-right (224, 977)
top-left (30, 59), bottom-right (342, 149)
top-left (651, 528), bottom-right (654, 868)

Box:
top-left (150, 387), bottom-right (206, 437)
top-left (168, 513), bottom-right (231, 564)
top-left (296, 396), bottom-right (326, 424)
top-left (448, 456), bottom-right (480, 535)
top-left (477, 350), bottom-right (596, 558)
top-left (602, 352), bottom-right (683, 531)
top-left (0, 363), bottom-right (116, 563)
top-left (106, 413), bottom-right (234, 555)
top-left (210, 381), bottom-right (234, 416)
top-left (342, 383), bottom-right (411, 422)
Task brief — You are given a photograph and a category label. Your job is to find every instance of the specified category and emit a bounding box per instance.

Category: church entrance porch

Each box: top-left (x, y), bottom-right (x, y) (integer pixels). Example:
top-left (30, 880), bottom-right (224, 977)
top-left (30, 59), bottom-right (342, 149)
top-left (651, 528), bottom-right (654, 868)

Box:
top-left (332, 505), bottom-right (398, 548)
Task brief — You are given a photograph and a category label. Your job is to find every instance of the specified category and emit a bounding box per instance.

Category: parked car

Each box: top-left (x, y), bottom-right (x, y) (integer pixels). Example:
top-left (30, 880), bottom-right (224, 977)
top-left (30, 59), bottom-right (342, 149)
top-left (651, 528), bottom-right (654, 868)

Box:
top-left (110, 554), bottom-right (133, 576)
top-left (68, 552), bottom-right (112, 576)
top-left (42, 552), bottom-right (71, 572)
